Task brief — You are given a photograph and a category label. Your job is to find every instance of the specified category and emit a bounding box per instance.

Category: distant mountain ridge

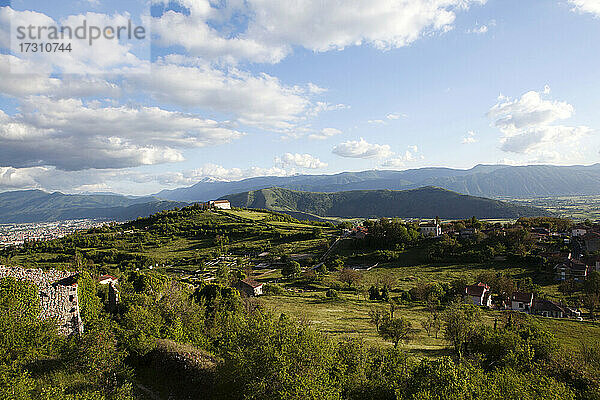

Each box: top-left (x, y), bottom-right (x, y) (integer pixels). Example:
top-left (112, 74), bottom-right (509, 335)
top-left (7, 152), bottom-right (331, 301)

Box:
top-left (223, 186), bottom-right (548, 219)
top-left (157, 164), bottom-right (600, 202)
top-left (0, 190), bottom-right (186, 223)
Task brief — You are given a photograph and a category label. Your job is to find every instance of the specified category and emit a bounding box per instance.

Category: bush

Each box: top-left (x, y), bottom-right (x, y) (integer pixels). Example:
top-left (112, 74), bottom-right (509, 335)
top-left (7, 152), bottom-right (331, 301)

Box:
top-left (326, 289), bottom-right (339, 299)
top-left (263, 283), bottom-right (286, 296)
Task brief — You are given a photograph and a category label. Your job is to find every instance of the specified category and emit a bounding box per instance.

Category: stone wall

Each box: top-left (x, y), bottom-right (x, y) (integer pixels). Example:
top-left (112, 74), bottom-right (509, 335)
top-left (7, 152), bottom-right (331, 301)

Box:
top-left (0, 266), bottom-right (83, 335)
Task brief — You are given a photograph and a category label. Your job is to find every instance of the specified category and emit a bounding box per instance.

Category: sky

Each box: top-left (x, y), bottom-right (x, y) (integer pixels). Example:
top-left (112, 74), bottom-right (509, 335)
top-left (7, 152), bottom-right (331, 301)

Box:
top-left (0, 0), bottom-right (599, 195)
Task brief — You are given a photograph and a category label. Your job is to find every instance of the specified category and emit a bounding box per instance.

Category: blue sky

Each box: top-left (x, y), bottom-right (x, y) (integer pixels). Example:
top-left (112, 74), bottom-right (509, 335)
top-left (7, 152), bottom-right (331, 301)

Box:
top-left (0, 0), bottom-right (599, 194)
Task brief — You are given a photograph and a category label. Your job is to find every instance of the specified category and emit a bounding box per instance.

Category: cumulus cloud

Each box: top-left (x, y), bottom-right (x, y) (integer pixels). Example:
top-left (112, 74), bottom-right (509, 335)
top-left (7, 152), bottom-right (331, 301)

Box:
top-left (275, 153), bottom-right (327, 169)
top-left (0, 55), bottom-right (121, 98)
top-left (0, 7), bottom-right (149, 74)
top-left (487, 86), bottom-right (594, 162)
top-left (152, 0), bottom-right (486, 64)
top-left (0, 98), bottom-right (244, 170)
top-left (569, 0), bottom-right (600, 17)
top-left (332, 138), bottom-right (393, 159)
top-left (0, 163), bottom-right (300, 193)
top-left (380, 145), bottom-right (422, 168)
top-left (128, 57), bottom-right (311, 130)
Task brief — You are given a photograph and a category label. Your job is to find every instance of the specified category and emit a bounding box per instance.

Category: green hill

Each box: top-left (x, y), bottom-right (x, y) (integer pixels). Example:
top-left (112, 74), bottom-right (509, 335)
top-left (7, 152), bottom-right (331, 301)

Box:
top-left (158, 163), bottom-right (600, 201)
top-left (224, 186), bottom-right (548, 219)
top-left (0, 190), bottom-right (187, 223)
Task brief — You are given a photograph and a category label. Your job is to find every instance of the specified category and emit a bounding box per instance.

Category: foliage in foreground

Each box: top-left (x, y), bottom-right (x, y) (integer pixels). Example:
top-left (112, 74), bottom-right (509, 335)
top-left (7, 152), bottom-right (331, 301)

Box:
top-left (1, 271), bottom-right (598, 400)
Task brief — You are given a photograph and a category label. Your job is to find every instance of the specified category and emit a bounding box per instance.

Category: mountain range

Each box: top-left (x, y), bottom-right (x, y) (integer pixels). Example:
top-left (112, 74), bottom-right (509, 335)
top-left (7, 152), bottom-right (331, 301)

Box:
top-left (0, 190), bottom-right (186, 223)
top-left (157, 164), bottom-right (600, 202)
top-left (224, 186), bottom-right (547, 219)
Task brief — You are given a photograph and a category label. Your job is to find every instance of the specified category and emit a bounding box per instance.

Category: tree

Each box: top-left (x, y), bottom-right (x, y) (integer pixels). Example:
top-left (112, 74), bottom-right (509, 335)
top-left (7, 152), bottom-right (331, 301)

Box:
top-left (379, 317), bottom-right (414, 348)
top-left (282, 261), bottom-right (301, 278)
top-left (338, 268), bottom-right (362, 288)
top-left (443, 302), bottom-right (481, 359)
top-left (368, 307), bottom-right (388, 332)
top-left (215, 264), bottom-right (230, 284)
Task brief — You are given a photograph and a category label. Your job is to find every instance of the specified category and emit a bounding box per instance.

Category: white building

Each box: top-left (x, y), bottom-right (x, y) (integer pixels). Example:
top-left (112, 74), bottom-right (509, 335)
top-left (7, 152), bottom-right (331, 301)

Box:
top-left (511, 292), bottom-right (534, 312)
top-left (464, 282), bottom-right (492, 307)
top-left (419, 221), bottom-right (442, 237)
top-left (203, 200), bottom-right (231, 210)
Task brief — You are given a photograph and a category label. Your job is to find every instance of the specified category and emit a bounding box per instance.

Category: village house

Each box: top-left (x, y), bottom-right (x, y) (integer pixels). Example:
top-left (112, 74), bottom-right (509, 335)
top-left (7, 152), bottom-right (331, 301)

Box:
top-left (98, 275), bottom-right (119, 310)
top-left (571, 225), bottom-right (588, 237)
top-left (584, 231), bottom-right (600, 253)
top-left (98, 274), bottom-right (118, 285)
top-left (511, 292), bottom-right (534, 312)
top-left (236, 278), bottom-right (263, 297)
top-left (554, 259), bottom-right (589, 281)
top-left (464, 282), bottom-right (492, 307)
top-left (419, 221), bottom-right (442, 237)
top-left (350, 226), bottom-right (368, 239)
top-left (533, 299), bottom-right (566, 318)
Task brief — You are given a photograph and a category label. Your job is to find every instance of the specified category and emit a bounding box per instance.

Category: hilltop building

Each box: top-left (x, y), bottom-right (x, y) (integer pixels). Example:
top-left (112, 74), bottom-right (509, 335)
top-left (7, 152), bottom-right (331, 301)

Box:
top-left (201, 200), bottom-right (231, 210)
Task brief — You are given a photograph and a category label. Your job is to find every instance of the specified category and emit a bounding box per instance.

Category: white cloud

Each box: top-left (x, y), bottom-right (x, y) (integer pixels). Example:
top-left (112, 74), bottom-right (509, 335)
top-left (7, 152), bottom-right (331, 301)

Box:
top-left (275, 153), bottom-right (327, 169)
top-left (0, 55), bottom-right (121, 98)
top-left (569, 0), bottom-right (600, 17)
top-left (332, 138), bottom-right (393, 159)
top-left (488, 89), bottom-right (574, 132)
top-left (386, 113), bottom-right (406, 120)
top-left (462, 130), bottom-right (478, 144)
top-left (307, 102), bottom-right (350, 118)
top-left (0, 97), bottom-right (244, 170)
top-left (0, 7), bottom-right (149, 74)
top-left (152, 0), bottom-right (486, 64)
top-left (170, 164), bottom-right (293, 183)
top-left (308, 127), bottom-right (343, 140)
top-left (128, 57), bottom-right (311, 131)
top-left (380, 145), bottom-right (422, 168)
top-left (466, 20), bottom-right (495, 34)
top-left (487, 86), bottom-right (594, 161)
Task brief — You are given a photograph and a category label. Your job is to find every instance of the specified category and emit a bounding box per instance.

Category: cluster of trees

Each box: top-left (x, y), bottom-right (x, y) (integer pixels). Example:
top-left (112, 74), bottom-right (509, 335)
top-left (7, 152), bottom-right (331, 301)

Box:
top-left (2, 269), bottom-right (599, 399)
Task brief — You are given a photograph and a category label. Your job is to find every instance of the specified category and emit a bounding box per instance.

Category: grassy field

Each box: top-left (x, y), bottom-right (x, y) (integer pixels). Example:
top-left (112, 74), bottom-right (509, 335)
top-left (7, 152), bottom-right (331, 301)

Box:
top-left (258, 263), bottom-right (600, 356)
top-left (511, 195), bottom-right (600, 221)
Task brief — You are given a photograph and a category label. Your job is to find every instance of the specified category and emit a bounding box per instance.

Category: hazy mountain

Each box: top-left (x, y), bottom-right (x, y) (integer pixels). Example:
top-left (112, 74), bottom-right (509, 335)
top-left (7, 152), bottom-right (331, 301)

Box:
top-left (224, 187), bottom-right (548, 219)
top-left (0, 190), bottom-right (187, 223)
top-left (157, 164), bottom-right (600, 202)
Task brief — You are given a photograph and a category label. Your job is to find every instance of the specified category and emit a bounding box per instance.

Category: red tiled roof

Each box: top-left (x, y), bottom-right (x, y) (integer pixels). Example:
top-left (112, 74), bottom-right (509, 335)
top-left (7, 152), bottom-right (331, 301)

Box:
top-left (241, 278), bottom-right (262, 288)
top-left (465, 282), bottom-right (488, 297)
top-left (511, 292), bottom-right (533, 303)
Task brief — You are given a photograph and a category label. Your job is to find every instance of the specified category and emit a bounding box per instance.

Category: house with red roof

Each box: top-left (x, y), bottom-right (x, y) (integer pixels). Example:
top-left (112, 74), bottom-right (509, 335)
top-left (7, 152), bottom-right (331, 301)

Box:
top-left (464, 282), bottom-right (492, 307)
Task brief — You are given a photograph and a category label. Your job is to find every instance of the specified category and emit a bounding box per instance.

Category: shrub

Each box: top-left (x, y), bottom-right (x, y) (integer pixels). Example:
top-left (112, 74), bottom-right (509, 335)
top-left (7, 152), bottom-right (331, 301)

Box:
top-left (263, 283), bottom-right (286, 296)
